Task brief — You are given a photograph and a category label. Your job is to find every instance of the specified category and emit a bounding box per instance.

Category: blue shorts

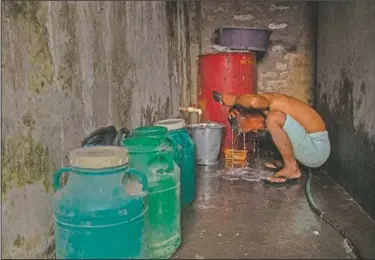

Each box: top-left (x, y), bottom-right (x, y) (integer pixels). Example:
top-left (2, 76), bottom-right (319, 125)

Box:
top-left (283, 114), bottom-right (331, 168)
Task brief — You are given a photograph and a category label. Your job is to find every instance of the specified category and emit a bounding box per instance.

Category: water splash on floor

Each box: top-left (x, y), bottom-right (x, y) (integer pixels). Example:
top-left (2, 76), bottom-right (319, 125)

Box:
top-left (218, 166), bottom-right (273, 182)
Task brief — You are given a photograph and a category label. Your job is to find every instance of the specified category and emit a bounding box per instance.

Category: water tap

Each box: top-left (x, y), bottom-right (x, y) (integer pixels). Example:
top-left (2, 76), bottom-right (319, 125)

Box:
top-left (179, 106), bottom-right (202, 115)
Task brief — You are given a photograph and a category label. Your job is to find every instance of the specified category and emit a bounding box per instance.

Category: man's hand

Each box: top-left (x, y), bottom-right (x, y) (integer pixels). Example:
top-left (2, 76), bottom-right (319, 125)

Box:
top-left (228, 107), bottom-right (240, 128)
top-left (228, 107), bottom-right (239, 119)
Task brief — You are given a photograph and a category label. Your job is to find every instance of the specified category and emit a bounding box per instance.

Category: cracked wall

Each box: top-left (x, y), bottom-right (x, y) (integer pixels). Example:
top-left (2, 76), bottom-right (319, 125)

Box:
top-left (316, 1), bottom-right (375, 219)
top-left (1, 1), bottom-right (180, 258)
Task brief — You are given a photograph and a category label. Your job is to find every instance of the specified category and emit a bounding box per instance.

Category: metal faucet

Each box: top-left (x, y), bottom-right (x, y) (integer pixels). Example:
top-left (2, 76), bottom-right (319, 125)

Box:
top-left (179, 106), bottom-right (203, 115)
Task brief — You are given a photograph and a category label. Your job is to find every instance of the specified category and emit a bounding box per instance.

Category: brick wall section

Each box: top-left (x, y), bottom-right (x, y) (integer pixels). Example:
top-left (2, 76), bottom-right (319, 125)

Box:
top-left (198, 1), bottom-right (317, 104)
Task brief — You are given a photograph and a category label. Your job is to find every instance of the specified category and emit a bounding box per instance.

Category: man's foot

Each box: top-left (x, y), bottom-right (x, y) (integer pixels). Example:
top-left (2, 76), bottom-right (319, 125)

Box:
top-left (264, 160), bottom-right (283, 171)
top-left (264, 166), bottom-right (301, 184)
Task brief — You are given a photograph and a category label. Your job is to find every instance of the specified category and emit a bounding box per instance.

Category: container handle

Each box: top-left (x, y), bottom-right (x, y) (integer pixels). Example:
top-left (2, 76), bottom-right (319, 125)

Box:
top-left (147, 152), bottom-right (174, 174)
top-left (53, 167), bottom-right (71, 191)
top-left (124, 168), bottom-right (148, 193)
top-left (164, 136), bottom-right (179, 158)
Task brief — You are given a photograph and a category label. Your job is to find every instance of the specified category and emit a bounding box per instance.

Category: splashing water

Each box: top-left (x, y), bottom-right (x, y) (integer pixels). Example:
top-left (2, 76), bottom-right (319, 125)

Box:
top-left (230, 128), bottom-right (245, 150)
top-left (252, 132), bottom-right (260, 155)
top-left (222, 130), bottom-right (273, 182)
top-left (218, 166), bottom-right (273, 182)
top-left (223, 126), bottom-right (272, 181)
top-left (227, 129), bottom-right (246, 168)
top-left (231, 128), bottom-right (234, 150)
top-left (234, 130), bottom-right (244, 149)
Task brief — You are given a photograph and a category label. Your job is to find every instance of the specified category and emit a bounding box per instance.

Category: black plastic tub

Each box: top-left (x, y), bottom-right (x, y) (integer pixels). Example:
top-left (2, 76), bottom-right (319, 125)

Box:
top-left (215, 27), bottom-right (273, 52)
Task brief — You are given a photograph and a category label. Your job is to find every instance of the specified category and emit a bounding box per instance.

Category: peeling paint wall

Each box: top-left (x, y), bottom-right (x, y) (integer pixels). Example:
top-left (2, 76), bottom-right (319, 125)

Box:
top-left (197, 1), bottom-right (317, 104)
top-left (1, 1), bottom-right (181, 258)
top-left (316, 1), bottom-right (375, 219)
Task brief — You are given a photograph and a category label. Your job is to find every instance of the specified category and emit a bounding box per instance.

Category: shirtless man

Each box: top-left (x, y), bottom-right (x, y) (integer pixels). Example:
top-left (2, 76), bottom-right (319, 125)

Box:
top-left (216, 92), bottom-right (331, 184)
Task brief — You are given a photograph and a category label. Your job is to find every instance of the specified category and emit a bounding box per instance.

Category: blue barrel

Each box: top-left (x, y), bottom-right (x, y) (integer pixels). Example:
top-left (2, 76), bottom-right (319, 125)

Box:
top-left (52, 146), bottom-right (148, 259)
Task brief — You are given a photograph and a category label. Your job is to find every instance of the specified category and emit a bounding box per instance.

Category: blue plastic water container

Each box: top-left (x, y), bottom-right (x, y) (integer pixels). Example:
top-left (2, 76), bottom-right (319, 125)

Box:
top-left (52, 146), bottom-right (148, 259)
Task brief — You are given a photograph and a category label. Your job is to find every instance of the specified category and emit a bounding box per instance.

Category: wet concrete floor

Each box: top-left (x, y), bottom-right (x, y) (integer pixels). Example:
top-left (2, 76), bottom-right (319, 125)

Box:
top-left (173, 156), bottom-right (375, 259)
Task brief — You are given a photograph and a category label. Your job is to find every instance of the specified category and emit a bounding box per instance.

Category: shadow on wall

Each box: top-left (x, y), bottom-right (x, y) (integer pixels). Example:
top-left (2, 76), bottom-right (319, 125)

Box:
top-left (317, 70), bottom-right (375, 219)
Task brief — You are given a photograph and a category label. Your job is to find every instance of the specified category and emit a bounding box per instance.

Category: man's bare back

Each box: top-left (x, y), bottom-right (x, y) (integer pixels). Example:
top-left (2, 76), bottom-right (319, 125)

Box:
top-left (259, 93), bottom-right (326, 133)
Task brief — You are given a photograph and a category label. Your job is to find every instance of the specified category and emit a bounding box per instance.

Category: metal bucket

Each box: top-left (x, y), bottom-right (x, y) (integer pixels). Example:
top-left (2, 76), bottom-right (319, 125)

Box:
top-left (188, 123), bottom-right (225, 166)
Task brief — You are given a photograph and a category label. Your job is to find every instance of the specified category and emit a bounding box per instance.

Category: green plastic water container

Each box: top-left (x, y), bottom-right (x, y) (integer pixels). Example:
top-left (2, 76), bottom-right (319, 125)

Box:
top-left (154, 118), bottom-right (196, 208)
top-left (52, 146), bottom-right (148, 259)
top-left (132, 126), bottom-right (179, 165)
top-left (121, 137), bottom-right (181, 259)
top-left (133, 125), bottom-right (167, 138)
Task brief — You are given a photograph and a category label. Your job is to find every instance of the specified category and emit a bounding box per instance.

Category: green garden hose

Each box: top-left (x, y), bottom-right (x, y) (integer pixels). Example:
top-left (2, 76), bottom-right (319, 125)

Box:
top-left (305, 169), bottom-right (363, 259)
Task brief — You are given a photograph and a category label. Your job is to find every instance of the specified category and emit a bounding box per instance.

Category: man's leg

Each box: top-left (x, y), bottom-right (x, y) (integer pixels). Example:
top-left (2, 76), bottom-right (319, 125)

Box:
top-left (264, 160), bottom-right (283, 170)
top-left (265, 110), bottom-right (301, 182)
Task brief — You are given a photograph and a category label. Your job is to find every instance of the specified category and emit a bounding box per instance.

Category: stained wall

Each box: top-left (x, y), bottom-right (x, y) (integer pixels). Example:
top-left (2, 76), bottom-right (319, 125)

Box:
top-left (1, 1), bottom-right (183, 257)
top-left (316, 1), bottom-right (375, 219)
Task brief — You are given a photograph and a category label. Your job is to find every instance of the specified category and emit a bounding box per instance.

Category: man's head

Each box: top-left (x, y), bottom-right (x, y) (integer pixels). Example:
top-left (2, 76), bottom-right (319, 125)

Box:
top-left (236, 114), bottom-right (266, 133)
top-left (212, 91), bottom-right (266, 133)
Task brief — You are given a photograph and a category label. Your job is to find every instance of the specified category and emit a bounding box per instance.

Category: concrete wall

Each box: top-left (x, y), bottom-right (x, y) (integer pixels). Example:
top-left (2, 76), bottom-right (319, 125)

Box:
top-left (1, 1), bottom-right (183, 258)
top-left (197, 1), bottom-right (317, 104)
top-left (316, 1), bottom-right (375, 218)
top-left (8, 0), bottom-right (372, 258)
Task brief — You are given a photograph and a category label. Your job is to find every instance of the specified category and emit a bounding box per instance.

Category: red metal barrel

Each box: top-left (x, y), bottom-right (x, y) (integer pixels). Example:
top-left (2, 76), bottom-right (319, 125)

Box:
top-left (198, 52), bottom-right (257, 152)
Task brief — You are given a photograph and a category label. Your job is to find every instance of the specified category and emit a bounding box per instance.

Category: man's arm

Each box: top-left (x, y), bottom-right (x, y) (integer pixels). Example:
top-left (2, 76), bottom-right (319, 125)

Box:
top-left (235, 94), bottom-right (270, 109)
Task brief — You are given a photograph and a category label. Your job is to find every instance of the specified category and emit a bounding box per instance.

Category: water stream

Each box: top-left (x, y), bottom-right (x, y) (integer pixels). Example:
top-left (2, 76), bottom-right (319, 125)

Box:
top-left (227, 128), bottom-right (246, 167)
top-left (221, 129), bottom-right (272, 182)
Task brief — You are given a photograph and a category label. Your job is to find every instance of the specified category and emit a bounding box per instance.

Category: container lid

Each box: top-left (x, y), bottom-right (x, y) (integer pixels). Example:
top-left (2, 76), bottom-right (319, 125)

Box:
top-left (154, 118), bottom-right (186, 131)
top-left (69, 146), bottom-right (129, 169)
top-left (133, 125), bottom-right (167, 137)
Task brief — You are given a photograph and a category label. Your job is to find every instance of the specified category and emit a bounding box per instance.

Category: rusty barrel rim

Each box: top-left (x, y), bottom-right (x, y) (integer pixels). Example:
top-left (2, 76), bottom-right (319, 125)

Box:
top-left (198, 51), bottom-right (256, 58)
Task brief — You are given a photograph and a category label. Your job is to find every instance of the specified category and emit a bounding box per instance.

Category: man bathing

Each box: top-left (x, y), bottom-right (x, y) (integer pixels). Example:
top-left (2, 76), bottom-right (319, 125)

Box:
top-left (217, 92), bottom-right (331, 184)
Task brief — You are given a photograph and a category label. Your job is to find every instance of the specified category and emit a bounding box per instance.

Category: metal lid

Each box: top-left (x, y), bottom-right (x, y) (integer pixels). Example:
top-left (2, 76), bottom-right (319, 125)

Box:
top-left (154, 118), bottom-right (186, 131)
top-left (69, 146), bottom-right (129, 169)
top-left (188, 122), bottom-right (225, 129)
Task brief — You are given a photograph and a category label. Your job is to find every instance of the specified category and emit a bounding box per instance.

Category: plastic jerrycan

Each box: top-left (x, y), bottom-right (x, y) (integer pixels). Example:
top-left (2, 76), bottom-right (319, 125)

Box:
top-left (154, 118), bottom-right (196, 208)
top-left (132, 125), bottom-right (180, 165)
top-left (121, 137), bottom-right (181, 259)
top-left (52, 146), bottom-right (148, 259)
